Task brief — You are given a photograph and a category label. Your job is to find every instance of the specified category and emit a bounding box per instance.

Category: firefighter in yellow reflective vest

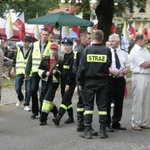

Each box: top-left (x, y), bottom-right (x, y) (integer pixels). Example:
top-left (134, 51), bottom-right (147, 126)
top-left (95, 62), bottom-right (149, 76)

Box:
top-left (38, 44), bottom-right (61, 125)
top-left (11, 36), bottom-right (32, 111)
top-left (77, 30), bottom-right (112, 139)
top-left (25, 28), bottom-right (51, 119)
top-left (52, 38), bottom-right (76, 126)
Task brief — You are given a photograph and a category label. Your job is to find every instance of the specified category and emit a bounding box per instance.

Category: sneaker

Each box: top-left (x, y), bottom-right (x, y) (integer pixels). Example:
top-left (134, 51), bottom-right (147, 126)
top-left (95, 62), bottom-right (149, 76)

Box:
top-left (24, 106), bottom-right (31, 111)
top-left (16, 101), bottom-right (23, 107)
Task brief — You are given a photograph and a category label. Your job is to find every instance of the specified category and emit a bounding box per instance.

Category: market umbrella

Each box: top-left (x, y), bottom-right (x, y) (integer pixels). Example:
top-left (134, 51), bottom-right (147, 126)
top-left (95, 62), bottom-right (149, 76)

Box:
top-left (27, 12), bottom-right (93, 27)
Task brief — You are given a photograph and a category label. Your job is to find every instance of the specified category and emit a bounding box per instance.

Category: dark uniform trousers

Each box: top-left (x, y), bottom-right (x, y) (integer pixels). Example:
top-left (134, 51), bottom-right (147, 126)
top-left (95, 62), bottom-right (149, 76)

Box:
top-left (107, 76), bottom-right (126, 127)
top-left (77, 87), bottom-right (84, 108)
top-left (84, 78), bottom-right (108, 125)
top-left (31, 74), bottom-right (41, 115)
top-left (76, 86), bottom-right (85, 123)
top-left (40, 77), bottom-right (59, 122)
top-left (61, 78), bottom-right (76, 108)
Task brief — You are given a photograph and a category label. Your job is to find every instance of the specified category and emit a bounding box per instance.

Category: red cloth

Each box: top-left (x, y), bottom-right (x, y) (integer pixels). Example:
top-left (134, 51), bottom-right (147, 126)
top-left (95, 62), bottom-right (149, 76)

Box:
top-left (13, 13), bottom-right (25, 40)
top-left (49, 58), bottom-right (54, 75)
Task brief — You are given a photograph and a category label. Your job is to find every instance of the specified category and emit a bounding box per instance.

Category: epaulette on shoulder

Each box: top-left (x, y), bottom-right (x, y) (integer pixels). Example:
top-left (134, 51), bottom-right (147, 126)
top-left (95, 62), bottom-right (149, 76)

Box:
top-left (121, 49), bottom-right (128, 53)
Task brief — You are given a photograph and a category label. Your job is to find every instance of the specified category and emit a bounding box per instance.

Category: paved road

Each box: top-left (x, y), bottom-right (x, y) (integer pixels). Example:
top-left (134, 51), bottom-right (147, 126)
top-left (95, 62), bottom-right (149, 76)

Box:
top-left (0, 82), bottom-right (150, 150)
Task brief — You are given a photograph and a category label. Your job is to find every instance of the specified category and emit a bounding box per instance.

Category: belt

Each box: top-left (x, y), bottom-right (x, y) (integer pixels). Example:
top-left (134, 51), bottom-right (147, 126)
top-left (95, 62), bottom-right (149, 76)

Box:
top-left (109, 76), bottom-right (124, 79)
top-left (132, 73), bottom-right (150, 75)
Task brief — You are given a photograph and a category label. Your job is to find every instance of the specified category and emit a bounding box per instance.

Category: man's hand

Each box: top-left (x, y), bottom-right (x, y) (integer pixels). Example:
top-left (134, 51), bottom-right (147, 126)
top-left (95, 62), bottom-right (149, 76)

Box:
top-left (65, 85), bottom-right (69, 92)
top-left (122, 67), bottom-right (128, 75)
top-left (53, 69), bottom-right (57, 74)
top-left (24, 74), bottom-right (29, 80)
top-left (112, 70), bottom-right (120, 78)
top-left (46, 71), bottom-right (50, 77)
top-left (10, 67), bottom-right (15, 77)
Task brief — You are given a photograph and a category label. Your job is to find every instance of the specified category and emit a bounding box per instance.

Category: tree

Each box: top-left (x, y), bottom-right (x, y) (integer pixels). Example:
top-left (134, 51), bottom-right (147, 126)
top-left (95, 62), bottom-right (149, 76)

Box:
top-left (0, 0), bottom-right (147, 43)
top-left (95, 0), bottom-right (147, 43)
top-left (95, 0), bottom-right (114, 44)
top-left (0, 0), bottom-right (59, 20)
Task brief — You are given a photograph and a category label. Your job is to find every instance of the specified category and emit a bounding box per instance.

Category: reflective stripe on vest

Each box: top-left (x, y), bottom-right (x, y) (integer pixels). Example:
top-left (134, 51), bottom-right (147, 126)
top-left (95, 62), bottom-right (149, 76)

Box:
top-left (52, 68), bottom-right (60, 82)
top-left (32, 41), bottom-right (51, 73)
top-left (74, 51), bottom-right (77, 59)
top-left (15, 48), bottom-right (29, 75)
top-left (63, 65), bottom-right (70, 69)
top-left (87, 54), bottom-right (107, 63)
top-left (42, 100), bottom-right (54, 113)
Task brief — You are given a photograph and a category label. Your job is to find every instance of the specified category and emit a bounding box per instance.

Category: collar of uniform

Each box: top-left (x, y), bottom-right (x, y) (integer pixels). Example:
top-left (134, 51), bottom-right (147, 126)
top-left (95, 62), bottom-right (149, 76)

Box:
top-left (39, 40), bottom-right (48, 46)
top-left (81, 42), bottom-right (86, 48)
top-left (110, 48), bottom-right (120, 53)
top-left (134, 44), bottom-right (143, 51)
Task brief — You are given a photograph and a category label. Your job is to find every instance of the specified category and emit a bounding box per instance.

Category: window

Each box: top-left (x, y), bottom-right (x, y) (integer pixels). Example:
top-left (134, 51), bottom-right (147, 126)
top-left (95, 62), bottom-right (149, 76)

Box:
top-left (139, 7), bottom-right (146, 13)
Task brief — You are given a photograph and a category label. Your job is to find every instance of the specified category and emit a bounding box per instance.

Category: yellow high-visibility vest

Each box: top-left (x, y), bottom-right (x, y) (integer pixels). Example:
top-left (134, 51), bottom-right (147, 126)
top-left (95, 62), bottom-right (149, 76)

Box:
top-left (32, 41), bottom-right (51, 73)
top-left (15, 47), bottom-right (30, 75)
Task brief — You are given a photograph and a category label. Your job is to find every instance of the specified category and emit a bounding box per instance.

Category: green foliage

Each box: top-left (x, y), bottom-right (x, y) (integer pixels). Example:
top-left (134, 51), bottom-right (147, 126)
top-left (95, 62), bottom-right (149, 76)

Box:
top-left (0, 0), bottom-right (60, 21)
top-left (114, 0), bottom-right (147, 18)
top-left (3, 77), bottom-right (15, 87)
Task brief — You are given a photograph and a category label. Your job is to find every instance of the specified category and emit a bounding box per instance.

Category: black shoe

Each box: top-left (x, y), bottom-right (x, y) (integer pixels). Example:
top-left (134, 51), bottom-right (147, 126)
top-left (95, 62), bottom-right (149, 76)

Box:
top-left (79, 131), bottom-right (92, 139)
top-left (99, 132), bottom-right (108, 139)
top-left (30, 113), bottom-right (38, 119)
top-left (39, 121), bottom-right (47, 126)
top-left (91, 128), bottom-right (98, 136)
top-left (64, 118), bottom-right (74, 124)
top-left (77, 124), bottom-right (84, 132)
top-left (106, 126), bottom-right (114, 132)
top-left (52, 117), bottom-right (60, 126)
top-left (112, 125), bottom-right (126, 130)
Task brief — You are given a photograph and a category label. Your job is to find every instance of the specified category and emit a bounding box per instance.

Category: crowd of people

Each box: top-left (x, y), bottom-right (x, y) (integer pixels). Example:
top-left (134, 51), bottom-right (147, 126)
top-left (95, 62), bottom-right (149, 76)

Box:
top-left (1, 27), bottom-right (150, 140)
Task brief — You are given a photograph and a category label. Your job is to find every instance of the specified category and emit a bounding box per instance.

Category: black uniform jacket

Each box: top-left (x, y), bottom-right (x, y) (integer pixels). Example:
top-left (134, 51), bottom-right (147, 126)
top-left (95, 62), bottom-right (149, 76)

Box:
top-left (38, 56), bottom-right (61, 80)
top-left (77, 44), bottom-right (112, 86)
top-left (73, 42), bottom-right (86, 73)
top-left (61, 51), bottom-right (76, 85)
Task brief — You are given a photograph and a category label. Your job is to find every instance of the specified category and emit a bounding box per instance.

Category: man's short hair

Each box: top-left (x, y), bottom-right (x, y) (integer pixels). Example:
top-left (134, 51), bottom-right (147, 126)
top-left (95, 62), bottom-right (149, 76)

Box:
top-left (109, 33), bottom-right (120, 41)
top-left (93, 30), bottom-right (104, 41)
top-left (41, 27), bottom-right (49, 32)
top-left (135, 34), bottom-right (144, 42)
top-left (49, 30), bottom-right (55, 36)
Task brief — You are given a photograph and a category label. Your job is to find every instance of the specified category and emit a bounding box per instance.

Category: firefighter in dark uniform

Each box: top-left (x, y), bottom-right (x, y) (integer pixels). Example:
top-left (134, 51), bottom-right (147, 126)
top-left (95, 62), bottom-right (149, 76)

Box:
top-left (52, 38), bottom-right (76, 126)
top-left (38, 44), bottom-right (61, 125)
top-left (73, 32), bottom-right (91, 131)
top-left (77, 30), bottom-right (112, 139)
top-left (73, 32), bottom-right (97, 136)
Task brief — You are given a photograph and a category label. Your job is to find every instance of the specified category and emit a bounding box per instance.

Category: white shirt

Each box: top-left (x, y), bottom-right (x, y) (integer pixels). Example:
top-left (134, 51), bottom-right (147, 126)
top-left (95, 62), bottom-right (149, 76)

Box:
top-left (130, 44), bottom-right (150, 74)
top-left (110, 48), bottom-right (129, 72)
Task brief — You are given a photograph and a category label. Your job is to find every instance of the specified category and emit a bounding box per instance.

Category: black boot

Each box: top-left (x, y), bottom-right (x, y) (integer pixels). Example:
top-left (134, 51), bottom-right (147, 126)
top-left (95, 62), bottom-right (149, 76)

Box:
top-left (39, 112), bottom-right (48, 125)
top-left (50, 105), bottom-right (58, 118)
top-left (52, 107), bottom-right (66, 126)
top-left (64, 108), bottom-right (74, 124)
top-left (77, 112), bottom-right (84, 132)
top-left (91, 127), bottom-right (98, 136)
top-left (99, 124), bottom-right (108, 139)
top-left (79, 124), bottom-right (92, 139)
